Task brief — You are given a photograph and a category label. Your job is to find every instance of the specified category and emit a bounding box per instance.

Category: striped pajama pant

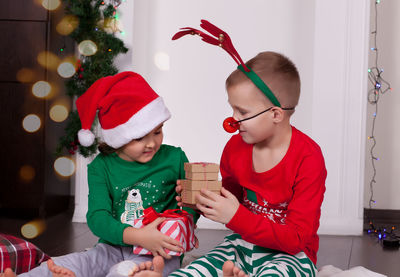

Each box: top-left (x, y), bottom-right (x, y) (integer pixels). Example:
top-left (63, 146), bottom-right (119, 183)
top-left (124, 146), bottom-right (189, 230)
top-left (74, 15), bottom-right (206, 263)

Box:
top-left (171, 233), bottom-right (317, 277)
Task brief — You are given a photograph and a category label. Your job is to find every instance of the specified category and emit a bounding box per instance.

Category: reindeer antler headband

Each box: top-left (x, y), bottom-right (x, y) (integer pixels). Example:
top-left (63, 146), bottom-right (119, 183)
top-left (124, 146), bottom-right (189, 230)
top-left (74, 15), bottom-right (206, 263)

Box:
top-left (172, 19), bottom-right (282, 107)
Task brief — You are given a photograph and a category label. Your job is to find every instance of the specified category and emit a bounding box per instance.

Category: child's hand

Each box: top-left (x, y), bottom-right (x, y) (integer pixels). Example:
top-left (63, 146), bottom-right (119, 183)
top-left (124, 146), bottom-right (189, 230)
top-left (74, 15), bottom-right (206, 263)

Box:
top-left (175, 180), bottom-right (183, 207)
top-left (194, 235), bottom-right (199, 249)
top-left (124, 217), bottom-right (184, 259)
top-left (195, 187), bottom-right (239, 224)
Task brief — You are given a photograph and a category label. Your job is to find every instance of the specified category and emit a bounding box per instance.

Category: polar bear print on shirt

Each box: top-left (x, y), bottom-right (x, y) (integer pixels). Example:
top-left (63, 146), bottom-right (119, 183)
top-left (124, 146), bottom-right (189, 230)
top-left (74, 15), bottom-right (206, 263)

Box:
top-left (120, 189), bottom-right (144, 225)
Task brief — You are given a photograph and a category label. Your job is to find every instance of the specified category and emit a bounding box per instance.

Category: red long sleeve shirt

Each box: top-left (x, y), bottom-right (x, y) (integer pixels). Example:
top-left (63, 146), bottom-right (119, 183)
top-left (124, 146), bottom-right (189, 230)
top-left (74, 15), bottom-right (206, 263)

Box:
top-left (222, 126), bottom-right (327, 265)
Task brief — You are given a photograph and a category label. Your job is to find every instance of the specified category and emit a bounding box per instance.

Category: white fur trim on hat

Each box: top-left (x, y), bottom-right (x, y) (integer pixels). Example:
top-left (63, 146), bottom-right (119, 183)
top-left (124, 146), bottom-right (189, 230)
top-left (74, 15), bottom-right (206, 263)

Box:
top-left (78, 129), bottom-right (95, 147)
top-left (101, 97), bottom-right (171, 149)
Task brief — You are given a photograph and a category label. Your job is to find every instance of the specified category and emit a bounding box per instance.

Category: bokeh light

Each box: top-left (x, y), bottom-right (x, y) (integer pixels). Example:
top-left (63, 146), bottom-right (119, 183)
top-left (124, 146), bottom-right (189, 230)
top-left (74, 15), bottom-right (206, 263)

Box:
top-left (16, 68), bottom-right (35, 83)
top-left (19, 165), bottom-right (36, 183)
top-left (154, 52), bottom-right (170, 71)
top-left (78, 40), bottom-right (98, 56)
top-left (22, 114), bottom-right (41, 133)
top-left (21, 219), bottom-right (46, 239)
top-left (41, 0), bottom-right (61, 11)
top-left (56, 15), bottom-right (79, 36)
top-left (32, 81), bottom-right (51, 98)
top-left (50, 104), bottom-right (69, 122)
top-left (57, 62), bottom-right (76, 78)
top-left (101, 18), bottom-right (123, 34)
top-left (37, 51), bottom-right (60, 70)
top-left (54, 157), bottom-right (75, 177)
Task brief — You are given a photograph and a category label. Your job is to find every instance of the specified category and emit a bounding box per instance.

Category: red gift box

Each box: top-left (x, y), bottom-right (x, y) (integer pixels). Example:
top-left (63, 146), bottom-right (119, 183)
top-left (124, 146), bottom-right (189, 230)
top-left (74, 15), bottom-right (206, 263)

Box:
top-left (132, 207), bottom-right (195, 256)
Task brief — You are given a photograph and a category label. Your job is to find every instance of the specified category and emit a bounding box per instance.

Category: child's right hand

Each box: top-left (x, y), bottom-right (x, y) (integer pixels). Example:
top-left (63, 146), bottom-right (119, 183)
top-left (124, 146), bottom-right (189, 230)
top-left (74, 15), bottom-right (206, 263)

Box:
top-left (123, 217), bottom-right (184, 259)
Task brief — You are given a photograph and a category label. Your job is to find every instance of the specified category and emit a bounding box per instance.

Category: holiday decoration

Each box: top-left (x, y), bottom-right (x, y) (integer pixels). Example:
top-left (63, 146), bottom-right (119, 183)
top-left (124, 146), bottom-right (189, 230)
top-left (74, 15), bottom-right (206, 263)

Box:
top-left (172, 20), bottom-right (294, 134)
top-left (56, 0), bottom-right (128, 157)
top-left (132, 207), bottom-right (195, 256)
top-left (365, 0), bottom-right (399, 247)
top-left (75, 71), bottom-right (171, 149)
top-left (180, 163), bottom-right (221, 206)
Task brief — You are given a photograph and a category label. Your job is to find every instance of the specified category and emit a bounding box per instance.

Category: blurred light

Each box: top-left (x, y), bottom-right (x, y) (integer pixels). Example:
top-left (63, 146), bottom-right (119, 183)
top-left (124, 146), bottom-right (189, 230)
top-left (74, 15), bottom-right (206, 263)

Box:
top-left (78, 40), bottom-right (98, 56)
top-left (19, 165), bottom-right (36, 183)
top-left (37, 51), bottom-right (60, 70)
top-left (101, 18), bottom-right (122, 34)
top-left (16, 68), bottom-right (35, 83)
top-left (154, 52), bottom-right (170, 71)
top-left (22, 114), bottom-right (41, 133)
top-left (50, 104), bottom-right (69, 122)
top-left (56, 15), bottom-right (79, 36)
top-left (21, 219), bottom-right (46, 239)
top-left (41, 0), bottom-right (61, 11)
top-left (57, 62), bottom-right (76, 78)
top-left (32, 81), bottom-right (51, 98)
top-left (54, 157), bottom-right (75, 177)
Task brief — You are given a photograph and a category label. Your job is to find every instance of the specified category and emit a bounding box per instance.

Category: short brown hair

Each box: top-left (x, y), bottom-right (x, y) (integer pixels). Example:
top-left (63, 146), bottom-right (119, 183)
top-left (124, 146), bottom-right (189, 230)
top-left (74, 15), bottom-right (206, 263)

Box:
top-left (226, 51), bottom-right (300, 113)
top-left (98, 142), bottom-right (120, 155)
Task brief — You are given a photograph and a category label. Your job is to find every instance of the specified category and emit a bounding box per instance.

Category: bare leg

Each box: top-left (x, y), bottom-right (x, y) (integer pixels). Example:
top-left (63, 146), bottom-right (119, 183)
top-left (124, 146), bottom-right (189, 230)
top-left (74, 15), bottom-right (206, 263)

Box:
top-left (130, 256), bottom-right (164, 277)
top-left (0, 268), bottom-right (17, 277)
top-left (222, 261), bottom-right (249, 277)
top-left (47, 259), bottom-right (76, 277)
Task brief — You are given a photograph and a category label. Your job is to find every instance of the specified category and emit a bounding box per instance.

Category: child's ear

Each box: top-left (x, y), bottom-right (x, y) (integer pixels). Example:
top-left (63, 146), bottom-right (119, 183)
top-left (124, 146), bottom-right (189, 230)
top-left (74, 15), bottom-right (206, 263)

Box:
top-left (271, 107), bottom-right (284, 123)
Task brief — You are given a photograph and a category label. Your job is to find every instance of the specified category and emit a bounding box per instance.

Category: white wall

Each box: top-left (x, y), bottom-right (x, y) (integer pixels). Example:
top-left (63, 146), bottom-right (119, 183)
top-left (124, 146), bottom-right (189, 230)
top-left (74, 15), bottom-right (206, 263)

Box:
top-left (130, 0), bottom-right (316, 230)
top-left (364, 1), bottom-right (400, 210)
top-left (74, 0), bottom-right (371, 235)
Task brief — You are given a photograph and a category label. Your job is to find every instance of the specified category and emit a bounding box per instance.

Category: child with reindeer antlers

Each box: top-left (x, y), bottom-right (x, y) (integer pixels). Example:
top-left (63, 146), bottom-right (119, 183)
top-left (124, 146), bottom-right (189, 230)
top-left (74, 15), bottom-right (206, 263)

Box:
top-left (169, 20), bottom-right (327, 277)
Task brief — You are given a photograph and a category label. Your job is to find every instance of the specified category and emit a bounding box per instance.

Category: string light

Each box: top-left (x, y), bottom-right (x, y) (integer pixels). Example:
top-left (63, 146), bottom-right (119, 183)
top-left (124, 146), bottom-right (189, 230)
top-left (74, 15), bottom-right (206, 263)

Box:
top-left (367, 0), bottom-right (392, 211)
top-left (365, 0), bottom-right (399, 248)
top-left (32, 81), bottom-right (51, 98)
top-left (78, 40), bottom-right (98, 56)
top-left (54, 157), bottom-right (76, 177)
top-left (22, 114), bottom-right (41, 133)
top-left (41, 0), bottom-right (61, 11)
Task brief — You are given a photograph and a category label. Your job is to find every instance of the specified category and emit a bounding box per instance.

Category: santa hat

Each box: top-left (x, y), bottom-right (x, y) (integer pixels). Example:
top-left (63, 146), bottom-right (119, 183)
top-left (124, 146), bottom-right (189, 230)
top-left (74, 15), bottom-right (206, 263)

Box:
top-left (76, 71), bottom-right (171, 149)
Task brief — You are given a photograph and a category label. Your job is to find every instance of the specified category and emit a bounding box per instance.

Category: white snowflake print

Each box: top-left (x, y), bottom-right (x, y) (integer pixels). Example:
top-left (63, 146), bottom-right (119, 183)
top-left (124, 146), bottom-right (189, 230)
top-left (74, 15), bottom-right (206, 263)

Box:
top-left (267, 213), bottom-right (276, 223)
top-left (279, 202), bottom-right (288, 208)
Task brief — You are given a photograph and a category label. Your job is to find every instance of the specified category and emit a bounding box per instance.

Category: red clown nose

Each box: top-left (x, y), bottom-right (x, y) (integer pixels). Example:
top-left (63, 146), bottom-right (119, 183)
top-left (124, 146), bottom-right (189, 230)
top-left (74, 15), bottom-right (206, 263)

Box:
top-left (223, 117), bottom-right (239, 133)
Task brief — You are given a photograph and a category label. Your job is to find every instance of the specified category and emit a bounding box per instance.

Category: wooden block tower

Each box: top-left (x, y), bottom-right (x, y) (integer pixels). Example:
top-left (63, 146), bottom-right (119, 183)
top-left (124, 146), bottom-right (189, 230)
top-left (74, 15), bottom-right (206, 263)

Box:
top-left (181, 162), bottom-right (222, 208)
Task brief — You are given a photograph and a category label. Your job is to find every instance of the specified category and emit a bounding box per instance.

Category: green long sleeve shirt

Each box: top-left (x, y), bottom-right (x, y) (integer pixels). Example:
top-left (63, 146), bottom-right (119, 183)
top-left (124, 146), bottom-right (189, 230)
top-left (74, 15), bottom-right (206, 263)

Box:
top-left (86, 144), bottom-right (199, 246)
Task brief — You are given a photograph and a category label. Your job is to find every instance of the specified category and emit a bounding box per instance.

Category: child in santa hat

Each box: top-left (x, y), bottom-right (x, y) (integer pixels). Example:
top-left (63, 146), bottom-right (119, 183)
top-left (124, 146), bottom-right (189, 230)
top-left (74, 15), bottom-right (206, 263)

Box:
top-left (7, 71), bottom-right (199, 277)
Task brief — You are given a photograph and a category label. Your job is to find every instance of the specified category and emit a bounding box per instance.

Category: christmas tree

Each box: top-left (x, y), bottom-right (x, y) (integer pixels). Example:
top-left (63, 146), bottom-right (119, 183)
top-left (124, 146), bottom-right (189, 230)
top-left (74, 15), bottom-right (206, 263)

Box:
top-left (56, 0), bottom-right (128, 157)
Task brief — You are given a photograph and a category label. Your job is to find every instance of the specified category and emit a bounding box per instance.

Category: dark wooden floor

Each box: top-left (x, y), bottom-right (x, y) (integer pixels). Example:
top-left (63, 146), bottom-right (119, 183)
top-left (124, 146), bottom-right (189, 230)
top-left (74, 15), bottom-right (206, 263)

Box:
top-left (1, 211), bottom-right (399, 276)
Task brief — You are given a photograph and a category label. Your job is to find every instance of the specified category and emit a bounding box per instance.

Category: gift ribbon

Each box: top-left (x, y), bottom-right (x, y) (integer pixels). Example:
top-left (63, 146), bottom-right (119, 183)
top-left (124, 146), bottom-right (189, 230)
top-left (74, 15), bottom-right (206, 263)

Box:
top-left (141, 207), bottom-right (194, 251)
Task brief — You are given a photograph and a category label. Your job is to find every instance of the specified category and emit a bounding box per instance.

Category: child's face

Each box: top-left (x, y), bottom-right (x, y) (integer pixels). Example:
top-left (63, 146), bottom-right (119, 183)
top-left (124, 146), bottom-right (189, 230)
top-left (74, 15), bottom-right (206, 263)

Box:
top-left (117, 123), bottom-right (164, 163)
top-left (227, 81), bottom-right (275, 144)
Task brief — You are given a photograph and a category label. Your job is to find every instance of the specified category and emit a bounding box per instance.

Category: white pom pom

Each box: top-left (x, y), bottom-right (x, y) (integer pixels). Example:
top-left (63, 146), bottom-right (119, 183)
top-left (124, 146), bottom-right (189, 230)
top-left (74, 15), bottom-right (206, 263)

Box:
top-left (78, 129), bottom-right (95, 147)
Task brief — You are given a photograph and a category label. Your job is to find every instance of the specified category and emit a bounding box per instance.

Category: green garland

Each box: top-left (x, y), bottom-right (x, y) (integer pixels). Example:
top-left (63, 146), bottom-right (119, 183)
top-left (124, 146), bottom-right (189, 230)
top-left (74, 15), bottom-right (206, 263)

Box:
top-left (56, 0), bottom-right (128, 157)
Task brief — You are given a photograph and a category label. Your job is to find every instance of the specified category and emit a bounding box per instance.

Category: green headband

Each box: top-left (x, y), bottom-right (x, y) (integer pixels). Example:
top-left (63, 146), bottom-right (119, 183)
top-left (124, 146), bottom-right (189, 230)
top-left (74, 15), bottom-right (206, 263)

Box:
top-left (237, 64), bottom-right (281, 107)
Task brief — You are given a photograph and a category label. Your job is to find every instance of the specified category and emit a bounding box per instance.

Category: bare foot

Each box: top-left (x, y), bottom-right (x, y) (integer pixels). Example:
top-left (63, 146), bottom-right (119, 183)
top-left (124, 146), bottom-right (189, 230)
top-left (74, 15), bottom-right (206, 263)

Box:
top-left (222, 260), bottom-right (248, 277)
top-left (0, 268), bottom-right (17, 277)
top-left (47, 259), bottom-right (76, 277)
top-left (130, 256), bottom-right (164, 277)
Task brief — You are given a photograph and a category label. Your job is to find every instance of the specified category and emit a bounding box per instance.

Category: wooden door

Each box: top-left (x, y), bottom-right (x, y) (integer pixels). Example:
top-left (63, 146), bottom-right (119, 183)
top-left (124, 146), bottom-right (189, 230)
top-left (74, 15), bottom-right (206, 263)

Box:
top-left (0, 0), bottom-right (72, 218)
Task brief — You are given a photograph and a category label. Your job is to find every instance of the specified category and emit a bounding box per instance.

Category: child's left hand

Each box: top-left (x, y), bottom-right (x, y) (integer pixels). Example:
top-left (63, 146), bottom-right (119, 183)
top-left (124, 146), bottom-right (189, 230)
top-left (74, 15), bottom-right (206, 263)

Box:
top-left (195, 187), bottom-right (240, 224)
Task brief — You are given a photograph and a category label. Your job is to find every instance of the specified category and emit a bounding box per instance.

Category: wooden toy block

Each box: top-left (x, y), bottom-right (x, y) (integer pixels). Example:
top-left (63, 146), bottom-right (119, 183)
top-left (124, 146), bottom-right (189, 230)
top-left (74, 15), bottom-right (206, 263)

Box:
top-left (181, 180), bottom-right (222, 191)
top-left (185, 171), bottom-right (219, 180)
top-left (184, 162), bottom-right (219, 173)
top-left (181, 190), bottom-right (221, 205)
